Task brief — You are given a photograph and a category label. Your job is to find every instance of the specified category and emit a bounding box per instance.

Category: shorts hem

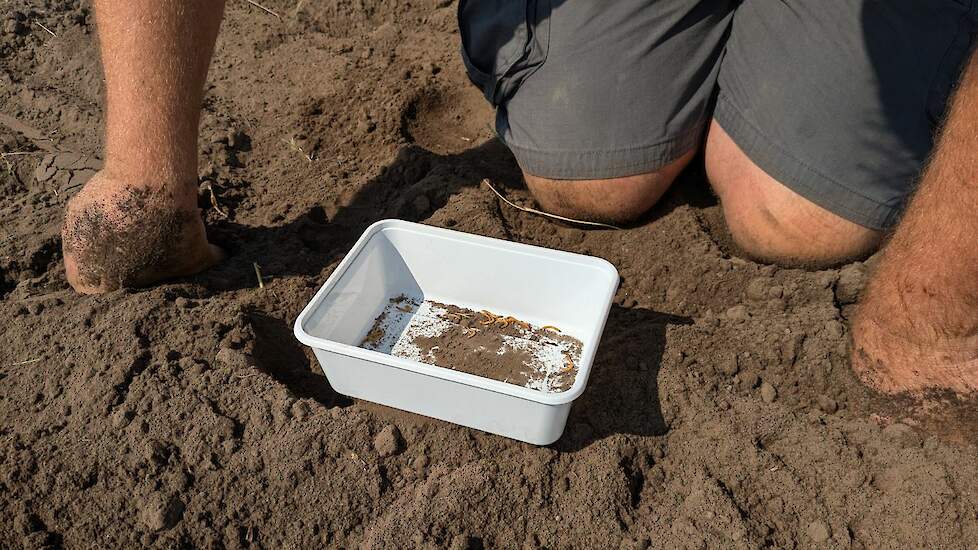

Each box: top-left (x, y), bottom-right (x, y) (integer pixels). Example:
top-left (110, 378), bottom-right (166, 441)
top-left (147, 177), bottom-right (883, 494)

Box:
top-left (501, 123), bottom-right (704, 181)
top-left (713, 94), bottom-right (902, 231)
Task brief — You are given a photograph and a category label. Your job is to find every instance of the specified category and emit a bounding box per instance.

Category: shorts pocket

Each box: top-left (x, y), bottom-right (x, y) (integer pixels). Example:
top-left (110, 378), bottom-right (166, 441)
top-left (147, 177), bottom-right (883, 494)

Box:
top-left (458, 0), bottom-right (552, 106)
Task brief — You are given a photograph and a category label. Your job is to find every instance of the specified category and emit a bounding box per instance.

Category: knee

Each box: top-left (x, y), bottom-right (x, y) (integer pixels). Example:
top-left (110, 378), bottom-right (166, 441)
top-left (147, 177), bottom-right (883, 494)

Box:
top-left (706, 122), bottom-right (881, 266)
top-left (720, 194), bottom-right (880, 266)
top-left (523, 150), bottom-right (695, 225)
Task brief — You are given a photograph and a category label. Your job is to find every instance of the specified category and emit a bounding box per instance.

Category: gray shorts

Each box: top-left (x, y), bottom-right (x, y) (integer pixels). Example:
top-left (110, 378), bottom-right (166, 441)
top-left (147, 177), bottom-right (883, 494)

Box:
top-left (459, 0), bottom-right (978, 229)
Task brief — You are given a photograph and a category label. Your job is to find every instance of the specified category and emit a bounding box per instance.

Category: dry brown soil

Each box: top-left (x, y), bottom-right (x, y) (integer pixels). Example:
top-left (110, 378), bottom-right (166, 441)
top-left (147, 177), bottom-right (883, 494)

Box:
top-left (2, 2), bottom-right (978, 549)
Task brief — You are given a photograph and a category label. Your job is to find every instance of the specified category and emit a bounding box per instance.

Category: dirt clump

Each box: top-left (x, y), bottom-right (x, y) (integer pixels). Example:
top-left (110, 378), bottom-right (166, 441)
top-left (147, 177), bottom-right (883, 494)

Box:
top-left (373, 424), bottom-right (405, 457)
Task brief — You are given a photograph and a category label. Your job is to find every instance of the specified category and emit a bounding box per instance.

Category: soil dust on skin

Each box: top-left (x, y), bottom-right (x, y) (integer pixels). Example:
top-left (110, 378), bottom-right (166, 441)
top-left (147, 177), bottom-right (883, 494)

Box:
top-left (62, 187), bottom-right (196, 289)
top-left (2, 1), bottom-right (978, 549)
top-left (360, 295), bottom-right (582, 392)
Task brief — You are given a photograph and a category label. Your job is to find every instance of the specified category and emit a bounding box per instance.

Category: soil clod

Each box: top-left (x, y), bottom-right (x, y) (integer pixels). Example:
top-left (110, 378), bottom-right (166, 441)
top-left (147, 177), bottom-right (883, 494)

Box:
top-left (720, 355), bottom-right (740, 377)
top-left (216, 347), bottom-right (256, 370)
top-left (745, 277), bottom-right (770, 302)
top-left (807, 520), bottom-right (831, 543)
top-left (835, 264), bottom-right (867, 304)
top-left (139, 493), bottom-right (184, 532)
top-left (374, 425), bottom-right (405, 457)
top-left (817, 395), bottom-right (838, 414)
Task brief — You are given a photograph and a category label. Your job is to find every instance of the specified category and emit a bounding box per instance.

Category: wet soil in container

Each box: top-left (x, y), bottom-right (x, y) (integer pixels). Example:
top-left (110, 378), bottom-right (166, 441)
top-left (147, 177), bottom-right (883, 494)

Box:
top-left (360, 295), bottom-right (582, 392)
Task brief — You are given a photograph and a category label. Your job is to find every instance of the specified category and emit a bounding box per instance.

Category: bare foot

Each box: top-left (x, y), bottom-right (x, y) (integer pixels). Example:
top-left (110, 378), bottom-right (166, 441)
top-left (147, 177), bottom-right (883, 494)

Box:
top-left (851, 286), bottom-right (978, 395)
top-left (62, 171), bottom-right (223, 293)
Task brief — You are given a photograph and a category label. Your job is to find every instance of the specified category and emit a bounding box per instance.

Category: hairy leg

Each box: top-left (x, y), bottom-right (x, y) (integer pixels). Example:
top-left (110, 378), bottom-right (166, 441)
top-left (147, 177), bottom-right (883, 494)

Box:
top-left (63, 0), bottom-right (226, 293)
top-left (522, 150), bottom-right (696, 225)
top-left (852, 50), bottom-right (978, 395)
top-left (705, 121), bottom-right (881, 266)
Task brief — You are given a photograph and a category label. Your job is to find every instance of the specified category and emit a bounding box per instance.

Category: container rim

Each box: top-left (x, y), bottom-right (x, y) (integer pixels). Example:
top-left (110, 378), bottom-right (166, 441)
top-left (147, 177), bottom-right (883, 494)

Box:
top-left (293, 219), bottom-right (620, 406)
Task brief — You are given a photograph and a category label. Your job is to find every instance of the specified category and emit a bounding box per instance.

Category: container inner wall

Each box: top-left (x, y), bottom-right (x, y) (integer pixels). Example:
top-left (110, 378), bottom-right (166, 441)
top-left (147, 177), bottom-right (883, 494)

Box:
top-left (301, 233), bottom-right (422, 345)
top-left (301, 224), bottom-right (618, 352)
top-left (381, 226), bottom-right (618, 341)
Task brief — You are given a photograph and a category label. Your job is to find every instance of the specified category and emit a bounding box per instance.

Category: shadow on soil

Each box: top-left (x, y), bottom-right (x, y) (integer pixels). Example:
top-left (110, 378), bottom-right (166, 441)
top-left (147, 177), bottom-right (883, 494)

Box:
top-left (195, 138), bottom-right (714, 293)
top-left (249, 311), bottom-right (352, 407)
top-left (196, 139), bottom-right (521, 292)
top-left (555, 305), bottom-right (691, 452)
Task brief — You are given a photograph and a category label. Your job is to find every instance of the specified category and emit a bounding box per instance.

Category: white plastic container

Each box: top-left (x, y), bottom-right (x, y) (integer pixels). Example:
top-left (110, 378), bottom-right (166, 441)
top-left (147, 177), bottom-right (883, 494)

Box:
top-left (293, 219), bottom-right (619, 445)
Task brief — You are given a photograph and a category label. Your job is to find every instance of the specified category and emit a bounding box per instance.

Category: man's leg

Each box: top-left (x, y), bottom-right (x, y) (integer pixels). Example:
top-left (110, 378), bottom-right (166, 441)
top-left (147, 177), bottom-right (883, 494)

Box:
top-left (852, 49), bottom-right (978, 395)
top-left (460, 1), bottom-right (734, 224)
top-left (705, 122), bottom-right (881, 265)
top-left (63, 0), bottom-right (225, 293)
top-left (522, 150), bottom-right (695, 226)
top-left (702, 1), bottom-right (973, 266)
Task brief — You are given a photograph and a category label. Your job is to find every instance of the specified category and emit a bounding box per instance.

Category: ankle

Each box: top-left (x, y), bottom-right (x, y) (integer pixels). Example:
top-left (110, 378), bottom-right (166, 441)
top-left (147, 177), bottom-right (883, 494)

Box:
top-left (102, 130), bottom-right (199, 190)
top-left (93, 162), bottom-right (200, 208)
